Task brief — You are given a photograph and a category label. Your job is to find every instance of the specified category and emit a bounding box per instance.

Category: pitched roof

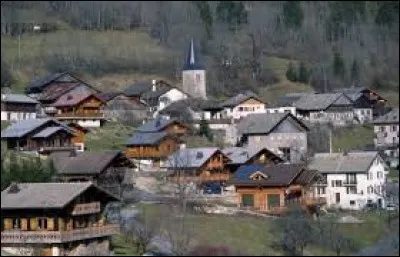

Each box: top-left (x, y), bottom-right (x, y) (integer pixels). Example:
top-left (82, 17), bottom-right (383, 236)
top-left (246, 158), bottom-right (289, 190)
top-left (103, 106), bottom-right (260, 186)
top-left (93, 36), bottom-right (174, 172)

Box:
top-left (26, 72), bottom-right (68, 91)
top-left (333, 87), bottom-right (367, 95)
top-left (1, 182), bottom-right (119, 209)
top-left (50, 151), bottom-right (134, 175)
top-left (373, 108), bottom-right (399, 124)
top-left (1, 118), bottom-right (69, 138)
top-left (52, 88), bottom-right (103, 107)
top-left (221, 92), bottom-right (264, 108)
top-left (96, 92), bottom-right (123, 102)
top-left (164, 147), bottom-right (224, 169)
top-left (293, 93), bottom-right (353, 111)
top-left (183, 38), bottom-right (205, 71)
top-left (32, 126), bottom-right (74, 138)
top-left (159, 98), bottom-right (223, 117)
top-left (125, 132), bottom-right (173, 146)
top-left (308, 151), bottom-right (381, 174)
top-left (237, 112), bottom-right (309, 135)
top-left (272, 94), bottom-right (306, 107)
top-left (1, 94), bottom-right (38, 104)
top-left (229, 163), bottom-right (315, 186)
top-left (136, 118), bottom-right (181, 133)
top-left (222, 147), bottom-right (283, 165)
top-left (39, 83), bottom-right (84, 102)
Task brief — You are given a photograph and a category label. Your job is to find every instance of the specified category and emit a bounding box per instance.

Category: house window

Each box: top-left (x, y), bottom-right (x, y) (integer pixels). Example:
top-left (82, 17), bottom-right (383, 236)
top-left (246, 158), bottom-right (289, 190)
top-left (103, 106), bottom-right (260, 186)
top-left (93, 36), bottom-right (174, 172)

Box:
top-left (350, 200), bottom-right (356, 205)
top-left (38, 217), bottom-right (48, 230)
top-left (346, 186), bottom-right (357, 194)
top-left (12, 218), bottom-right (20, 229)
top-left (267, 194), bottom-right (280, 209)
top-left (238, 107), bottom-right (244, 112)
top-left (334, 180), bottom-right (342, 187)
top-left (279, 147), bottom-right (291, 162)
top-left (242, 194), bottom-right (254, 207)
top-left (368, 173), bottom-right (373, 180)
top-left (380, 126), bottom-right (385, 132)
top-left (317, 187), bottom-right (326, 195)
top-left (7, 113), bottom-right (11, 120)
top-left (196, 74), bottom-right (201, 83)
top-left (377, 171), bottom-right (383, 179)
top-left (366, 110), bottom-right (370, 115)
top-left (367, 186), bottom-right (373, 194)
top-left (392, 126), bottom-right (397, 132)
top-left (361, 110), bottom-right (365, 115)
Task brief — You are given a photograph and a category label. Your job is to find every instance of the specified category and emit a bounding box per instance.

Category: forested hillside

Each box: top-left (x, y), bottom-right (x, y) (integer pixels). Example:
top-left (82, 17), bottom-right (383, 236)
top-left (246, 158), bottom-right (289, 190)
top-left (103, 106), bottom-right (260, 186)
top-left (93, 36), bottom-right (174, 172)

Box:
top-left (1, 1), bottom-right (399, 103)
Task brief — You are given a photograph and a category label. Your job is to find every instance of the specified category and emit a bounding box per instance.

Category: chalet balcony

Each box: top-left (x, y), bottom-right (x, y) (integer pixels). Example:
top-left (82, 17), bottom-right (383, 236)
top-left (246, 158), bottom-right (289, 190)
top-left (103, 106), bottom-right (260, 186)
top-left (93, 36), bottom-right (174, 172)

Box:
top-left (0, 224), bottom-right (119, 244)
top-left (71, 202), bottom-right (101, 216)
top-left (343, 180), bottom-right (357, 186)
top-left (55, 112), bottom-right (104, 118)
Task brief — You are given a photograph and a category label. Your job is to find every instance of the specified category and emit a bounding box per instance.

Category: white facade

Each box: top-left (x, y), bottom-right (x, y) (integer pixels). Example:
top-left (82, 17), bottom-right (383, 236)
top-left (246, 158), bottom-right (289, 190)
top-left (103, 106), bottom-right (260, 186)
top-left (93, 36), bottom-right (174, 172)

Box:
top-left (60, 119), bottom-right (102, 128)
top-left (1, 111), bottom-right (37, 122)
top-left (374, 124), bottom-right (399, 149)
top-left (354, 108), bottom-right (373, 124)
top-left (222, 102), bottom-right (266, 120)
top-left (266, 106), bottom-right (297, 116)
top-left (314, 156), bottom-right (388, 210)
top-left (156, 88), bottom-right (189, 113)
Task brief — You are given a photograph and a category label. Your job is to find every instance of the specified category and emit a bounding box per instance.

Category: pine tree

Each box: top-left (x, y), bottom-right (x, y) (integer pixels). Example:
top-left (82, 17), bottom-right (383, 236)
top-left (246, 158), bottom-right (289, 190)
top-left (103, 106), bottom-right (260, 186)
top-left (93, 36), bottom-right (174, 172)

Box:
top-left (286, 62), bottom-right (297, 82)
top-left (333, 52), bottom-right (346, 79)
top-left (297, 62), bottom-right (309, 83)
top-left (282, 1), bottom-right (304, 29)
top-left (199, 118), bottom-right (213, 141)
top-left (350, 59), bottom-right (360, 85)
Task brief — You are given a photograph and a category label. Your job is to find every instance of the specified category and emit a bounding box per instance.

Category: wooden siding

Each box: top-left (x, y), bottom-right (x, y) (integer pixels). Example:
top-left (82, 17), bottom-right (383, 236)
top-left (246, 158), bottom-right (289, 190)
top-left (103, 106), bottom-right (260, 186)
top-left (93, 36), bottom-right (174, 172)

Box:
top-left (125, 137), bottom-right (180, 158)
top-left (1, 102), bottom-right (37, 112)
top-left (240, 98), bottom-right (265, 106)
top-left (163, 122), bottom-right (189, 136)
top-left (236, 187), bottom-right (286, 211)
top-left (55, 95), bottom-right (104, 118)
top-left (70, 128), bottom-right (86, 145)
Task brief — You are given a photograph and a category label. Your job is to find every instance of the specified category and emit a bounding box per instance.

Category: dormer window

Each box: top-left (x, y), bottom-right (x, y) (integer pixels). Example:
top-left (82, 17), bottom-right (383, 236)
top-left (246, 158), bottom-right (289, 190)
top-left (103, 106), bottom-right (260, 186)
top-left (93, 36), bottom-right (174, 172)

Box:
top-left (249, 171), bottom-right (269, 180)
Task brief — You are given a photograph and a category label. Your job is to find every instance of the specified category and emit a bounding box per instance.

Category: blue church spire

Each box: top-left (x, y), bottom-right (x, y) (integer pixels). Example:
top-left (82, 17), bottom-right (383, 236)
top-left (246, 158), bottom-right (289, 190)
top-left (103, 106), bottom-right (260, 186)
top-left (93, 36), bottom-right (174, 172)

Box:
top-left (182, 38), bottom-right (205, 71)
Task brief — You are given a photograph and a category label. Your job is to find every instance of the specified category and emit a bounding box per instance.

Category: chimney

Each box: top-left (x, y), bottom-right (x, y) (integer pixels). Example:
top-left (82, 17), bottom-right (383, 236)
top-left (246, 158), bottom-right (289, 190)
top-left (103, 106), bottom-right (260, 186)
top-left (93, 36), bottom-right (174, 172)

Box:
top-left (8, 182), bottom-right (20, 194)
top-left (69, 149), bottom-right (77, 157)
top-left (152, 79), bottom-right (157, 92)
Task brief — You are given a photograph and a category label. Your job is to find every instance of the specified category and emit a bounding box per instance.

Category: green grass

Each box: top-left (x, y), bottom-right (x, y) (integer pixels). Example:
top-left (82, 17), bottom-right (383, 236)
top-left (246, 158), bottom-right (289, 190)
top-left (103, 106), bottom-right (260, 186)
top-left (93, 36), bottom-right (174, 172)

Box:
top-left (111, 234), bottom-right (140, 256)
top-left (85, 122), bottom-right (134, 152)
top-left (332, 125), bottom-right (374, 152)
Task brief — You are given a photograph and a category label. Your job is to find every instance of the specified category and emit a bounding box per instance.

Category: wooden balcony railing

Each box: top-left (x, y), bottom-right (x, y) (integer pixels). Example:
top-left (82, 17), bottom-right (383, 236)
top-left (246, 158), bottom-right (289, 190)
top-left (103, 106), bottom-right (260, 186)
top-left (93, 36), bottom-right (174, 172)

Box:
top-left (1, 224), bottom-right (119, 244)
top-left (71, 202), bottom-right (101, 216)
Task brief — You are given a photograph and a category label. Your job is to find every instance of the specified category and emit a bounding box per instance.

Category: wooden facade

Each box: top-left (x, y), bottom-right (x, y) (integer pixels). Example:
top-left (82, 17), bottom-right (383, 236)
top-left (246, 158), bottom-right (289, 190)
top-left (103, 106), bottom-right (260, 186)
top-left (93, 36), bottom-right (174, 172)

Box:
top-left (125, 137), bottom-right (180, 159)
top-left (53, 95), bottom-right (105, 118)
top-left (169, 151), bottom-right (231, 184)
top-left (1, 102), bottom-right (37, 113)
top-left (1, 184), bottom-right (119, 256)
top-left (66, 123), bottom-right (88, 149)
top-left (162, 121), bottom-right (190, 137)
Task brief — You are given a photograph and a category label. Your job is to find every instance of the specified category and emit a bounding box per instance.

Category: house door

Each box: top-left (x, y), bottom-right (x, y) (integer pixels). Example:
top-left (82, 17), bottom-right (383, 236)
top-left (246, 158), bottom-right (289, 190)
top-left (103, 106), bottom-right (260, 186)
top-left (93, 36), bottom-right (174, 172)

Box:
top-left (335, 193), bottom-right (340, 203)
top-left (377, 198), bottom-right (383, 208)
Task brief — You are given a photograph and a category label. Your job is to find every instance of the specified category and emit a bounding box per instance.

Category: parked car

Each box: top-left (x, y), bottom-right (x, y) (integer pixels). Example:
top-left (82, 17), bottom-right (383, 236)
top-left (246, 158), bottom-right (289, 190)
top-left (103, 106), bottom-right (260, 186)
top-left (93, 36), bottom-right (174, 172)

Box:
top-left (203, 183), bottom-right (222, 194)
top-left (386, 203), bottom-right (398, 211)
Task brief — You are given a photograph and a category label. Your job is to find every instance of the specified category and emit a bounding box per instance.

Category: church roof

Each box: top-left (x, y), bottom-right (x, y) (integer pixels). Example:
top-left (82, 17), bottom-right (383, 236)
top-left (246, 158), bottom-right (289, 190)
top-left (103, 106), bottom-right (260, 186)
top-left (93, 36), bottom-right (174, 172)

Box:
top-left (182, 38), bottom-right (205, 71)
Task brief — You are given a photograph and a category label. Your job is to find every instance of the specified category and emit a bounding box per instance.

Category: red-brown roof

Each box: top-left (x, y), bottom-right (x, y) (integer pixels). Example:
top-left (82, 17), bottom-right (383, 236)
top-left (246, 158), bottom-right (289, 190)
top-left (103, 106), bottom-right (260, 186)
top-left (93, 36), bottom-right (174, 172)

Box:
top-left (39, 83), bottom-right (80, 102)
top-left (52, 90), bottom-right (104, 107)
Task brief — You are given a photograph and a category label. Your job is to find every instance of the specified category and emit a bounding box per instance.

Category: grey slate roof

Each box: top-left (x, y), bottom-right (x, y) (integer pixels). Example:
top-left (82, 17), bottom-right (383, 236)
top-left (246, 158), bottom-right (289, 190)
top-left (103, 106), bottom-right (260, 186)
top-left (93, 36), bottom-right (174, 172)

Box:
top-left (123, 81), bottom-right (156, 97)
top-left (1, 118), bottom-right (70, 138)
top-left (293, 93), bottom-right (352, 111)
top-left (26, 72), bottom-right (66, 91)
top-left (164, 147), bottom-right (222, 169)
top-left (1, 182), bottom-right (120, 209)
top-left (51, 150), bottom-right (133, 175)
top-left (308, 151), bottom-right (381, 174)
top-left (222, 147), bottom-right (283, 165)
top-left (237, 112), bottom-right (309, 135)
top-left (32, 126), bottom-right (74, 138)
top-left (183, 38), bottom-right (205, 71)
top-left (125, 132), bottom-right (170, 146)
top-left (221, 91), bottom-right (264, 108)
top-left (1, 182), bottom-right (92, 209)
top-left (1, 94), bottom-right (38, 104)
top-left (373, 108), bottom-right (399, 124)
top-left (159, 99), bottom-right (223, 117)
top-left (137, 118), bottom-right (179, 133)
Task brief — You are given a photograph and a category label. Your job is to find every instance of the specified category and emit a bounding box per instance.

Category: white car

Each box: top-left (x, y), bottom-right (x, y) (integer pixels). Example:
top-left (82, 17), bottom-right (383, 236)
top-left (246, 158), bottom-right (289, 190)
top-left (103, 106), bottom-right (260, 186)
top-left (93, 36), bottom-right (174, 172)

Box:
top-left (386, 203), bottom-right (398, 211)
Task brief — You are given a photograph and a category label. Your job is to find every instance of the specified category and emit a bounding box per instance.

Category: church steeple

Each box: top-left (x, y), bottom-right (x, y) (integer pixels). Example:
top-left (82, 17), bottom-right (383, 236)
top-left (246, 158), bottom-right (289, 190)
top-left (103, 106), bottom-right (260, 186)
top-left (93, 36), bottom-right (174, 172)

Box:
top-left (183, 38), bottom-right (205, 71)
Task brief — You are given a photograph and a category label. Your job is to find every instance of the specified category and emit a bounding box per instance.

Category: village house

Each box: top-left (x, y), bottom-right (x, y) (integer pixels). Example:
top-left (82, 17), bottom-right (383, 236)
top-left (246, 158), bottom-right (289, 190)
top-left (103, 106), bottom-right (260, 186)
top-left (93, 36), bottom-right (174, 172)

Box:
top-left (334, 87), bottom-right (388, 118)
top-left (125, 132), bottom-right (184, 167)
top-left (308, 151), bottom-right (389, 210)
top-left (1, 182), bottom-right (120, 256)
top-left (1, 118), bottom-right (76, 154)
top-left (1, 94), bottom-right (39, 122)
top-left (136, 118), bottom-right (190, 138)
top-left (97, 92), bottom-right (150, 125)
top-left (227, 163), bottom-right (324, 215)
top-left (62, 122), bottom-right (89, 152)
top-left (373, 107), bottom-right (399, 159)
top-left (293, 93), bottom-right (355, 126)
top-left (48, 90), bottom-right (106, 128)
top-left (222, 147), bottom-right (284, 173)
top-left (51, 150), bottom-right (135, 196)
top-left (237, 112), bottom-right (309, 163)
top-left (163, 147), bottom-right (232, 189)
top-left (220, 91), bottom-right (266, 120)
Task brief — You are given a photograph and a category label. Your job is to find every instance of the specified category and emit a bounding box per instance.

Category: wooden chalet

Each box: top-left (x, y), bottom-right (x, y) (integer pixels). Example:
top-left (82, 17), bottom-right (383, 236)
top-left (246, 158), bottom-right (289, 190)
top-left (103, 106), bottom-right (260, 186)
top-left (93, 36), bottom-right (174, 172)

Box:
top-left (163, 147), bottom-right (232, 185)
top-left (1, 94), bottom-right (39, 122)
top-left (1, 118), bottom-right (76, 154)
top-left (63, 122), bottom-right (89, 152)
top-left (1, 182), bottom-right (120, 256)
top-left (137, 118), bottom-right (190, 137)
top-left (228, 164), bottom-right (325, 215)
top-left (222, 147), bottom-right (284, 173)
top-left (125, 132), bottom-right (183, 166)
top-left (51, 150), bottom-right (135, 192)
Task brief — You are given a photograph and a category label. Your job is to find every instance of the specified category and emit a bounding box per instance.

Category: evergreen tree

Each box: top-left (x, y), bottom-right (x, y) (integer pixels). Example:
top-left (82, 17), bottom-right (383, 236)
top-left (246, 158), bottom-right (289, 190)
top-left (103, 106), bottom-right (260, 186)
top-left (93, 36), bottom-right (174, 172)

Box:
top-left (216, 1), bottom-right (247, 31)
top-left (297, 62), bottom-right (310, 83)
top-left (333, 52), bottom-right (346, 79)
top-left (199, 118), bottom-right (213, 141)
top-left (282, 1), bottom-right (304, 29)
top-left (375, 1), bottom-right (399, 27)
top-left (194, 1), bottom-right (214, 39)
top-left (350, 59), bottom-right (360, 85)
top-left (286, 62), bottom-right (298, 82)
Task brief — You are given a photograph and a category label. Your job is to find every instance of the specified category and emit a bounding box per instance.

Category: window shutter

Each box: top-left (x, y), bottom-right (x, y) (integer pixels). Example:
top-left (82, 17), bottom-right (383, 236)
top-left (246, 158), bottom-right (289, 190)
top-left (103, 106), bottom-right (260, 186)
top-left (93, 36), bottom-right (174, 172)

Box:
top-left (30, 217), bottom-right (38, 230)
top-left (47, 218), bottom-right (54, 231)
top-left (21, 218), bottom-right (28, 231)
top-left (4, 218), bottom-right (13, 230)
